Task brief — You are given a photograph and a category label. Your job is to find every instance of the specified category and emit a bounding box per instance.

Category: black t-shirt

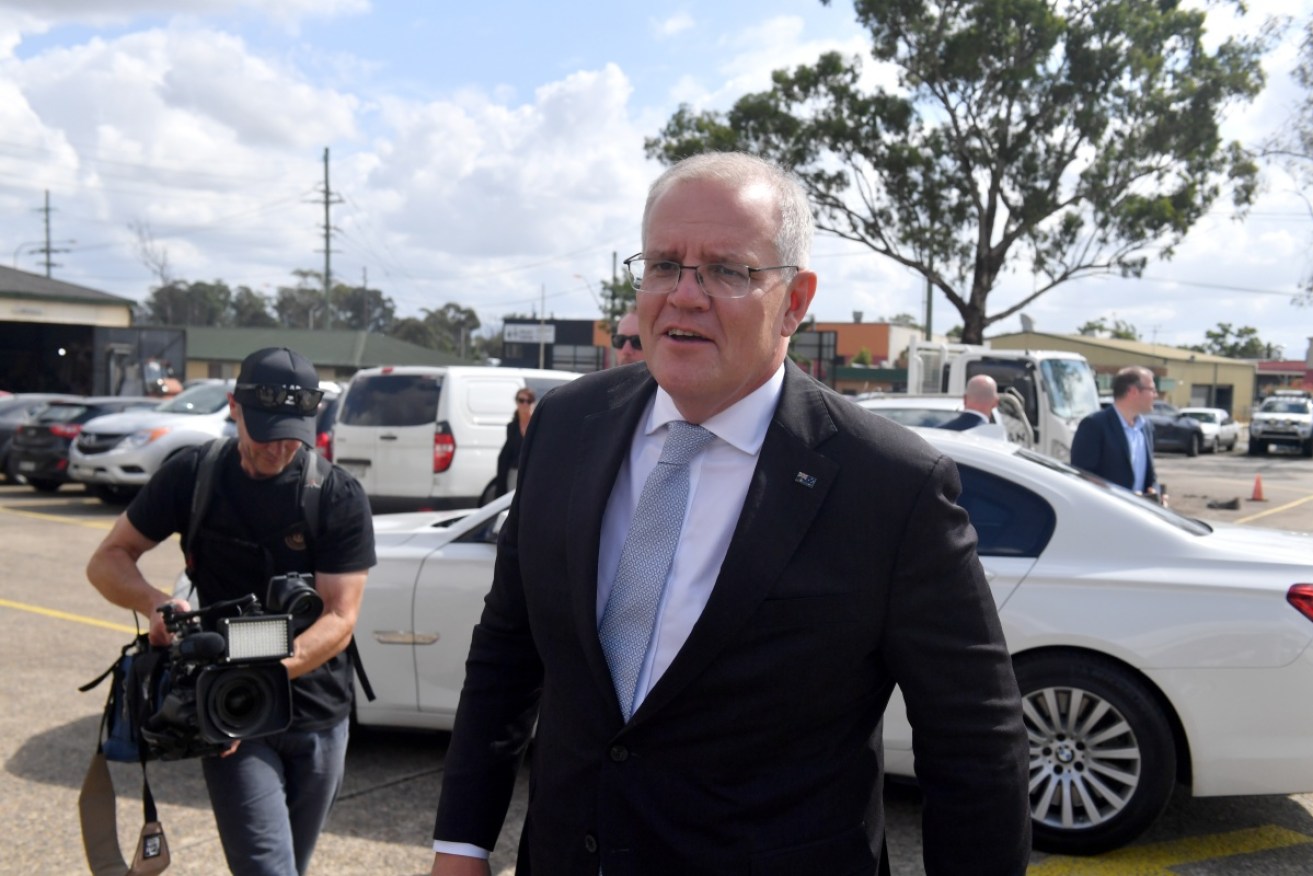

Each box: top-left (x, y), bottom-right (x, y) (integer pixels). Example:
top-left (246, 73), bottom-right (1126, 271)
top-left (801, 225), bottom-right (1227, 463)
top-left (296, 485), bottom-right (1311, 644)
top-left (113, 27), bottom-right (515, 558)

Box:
top-left (127, 441), bottom-right (376, 731)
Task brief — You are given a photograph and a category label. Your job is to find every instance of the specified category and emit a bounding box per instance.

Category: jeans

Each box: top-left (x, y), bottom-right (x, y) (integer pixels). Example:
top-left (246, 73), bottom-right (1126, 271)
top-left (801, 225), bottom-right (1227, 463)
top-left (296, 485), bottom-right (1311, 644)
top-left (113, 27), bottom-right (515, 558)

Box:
top-left (201, 719), bottom-right (349, 876)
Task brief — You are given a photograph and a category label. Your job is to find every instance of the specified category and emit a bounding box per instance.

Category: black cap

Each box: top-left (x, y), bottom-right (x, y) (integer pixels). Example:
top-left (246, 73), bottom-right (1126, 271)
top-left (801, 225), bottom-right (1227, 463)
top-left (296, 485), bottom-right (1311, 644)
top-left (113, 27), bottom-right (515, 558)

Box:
top-left (235, 347), bottom-right (319, 446)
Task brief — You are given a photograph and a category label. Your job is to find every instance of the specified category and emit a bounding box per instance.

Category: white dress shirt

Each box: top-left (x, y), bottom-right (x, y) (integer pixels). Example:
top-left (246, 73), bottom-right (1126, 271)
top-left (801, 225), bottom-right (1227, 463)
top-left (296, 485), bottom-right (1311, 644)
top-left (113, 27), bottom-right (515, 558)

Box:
top-left (596, 365), bottom-right (784, 711)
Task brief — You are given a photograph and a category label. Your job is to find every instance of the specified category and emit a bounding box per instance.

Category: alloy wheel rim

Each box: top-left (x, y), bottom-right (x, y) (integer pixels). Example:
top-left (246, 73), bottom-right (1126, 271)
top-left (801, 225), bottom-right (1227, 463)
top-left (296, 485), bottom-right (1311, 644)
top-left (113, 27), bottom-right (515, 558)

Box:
top-left (1023, 685), bottom-right (1142, 831)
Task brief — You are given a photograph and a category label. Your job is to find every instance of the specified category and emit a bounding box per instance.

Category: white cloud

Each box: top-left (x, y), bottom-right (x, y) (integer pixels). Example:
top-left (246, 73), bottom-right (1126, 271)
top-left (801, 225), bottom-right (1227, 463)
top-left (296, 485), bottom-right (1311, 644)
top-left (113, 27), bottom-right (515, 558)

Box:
top-left (653, 13), bottom-right (695, 39)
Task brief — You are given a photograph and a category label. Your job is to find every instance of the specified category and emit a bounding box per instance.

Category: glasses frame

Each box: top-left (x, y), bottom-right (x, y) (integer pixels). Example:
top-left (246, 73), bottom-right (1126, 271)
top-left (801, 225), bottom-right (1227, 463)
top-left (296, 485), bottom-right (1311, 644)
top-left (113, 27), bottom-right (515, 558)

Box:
top-left (611, 333), bottom-right (642, 351)
top-left (234, 383), bottom-right (324, 416)
top-left (515, 396), bottom-right (534, 405)
top-left (622, 252), bottom-right (798, 299)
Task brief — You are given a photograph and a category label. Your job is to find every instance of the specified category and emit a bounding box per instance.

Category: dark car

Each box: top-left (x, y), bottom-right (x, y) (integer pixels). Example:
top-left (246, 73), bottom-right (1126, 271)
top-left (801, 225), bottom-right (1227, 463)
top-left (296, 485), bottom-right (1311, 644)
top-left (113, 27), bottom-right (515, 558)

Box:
top-left (1147, 400), bottom-right (1205, 457)
top-left (0, 393), bottom-right (79, 482)
top-left (9, 396), bottom-right (159, 492)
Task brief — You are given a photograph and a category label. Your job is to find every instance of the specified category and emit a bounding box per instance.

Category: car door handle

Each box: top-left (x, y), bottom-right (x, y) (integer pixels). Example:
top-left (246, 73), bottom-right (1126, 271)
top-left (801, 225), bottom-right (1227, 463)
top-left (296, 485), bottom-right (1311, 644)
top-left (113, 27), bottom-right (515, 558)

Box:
top-left (373, 631), bottom-right (438, 646)
top-left (380, 434), bottom-right (398, 441)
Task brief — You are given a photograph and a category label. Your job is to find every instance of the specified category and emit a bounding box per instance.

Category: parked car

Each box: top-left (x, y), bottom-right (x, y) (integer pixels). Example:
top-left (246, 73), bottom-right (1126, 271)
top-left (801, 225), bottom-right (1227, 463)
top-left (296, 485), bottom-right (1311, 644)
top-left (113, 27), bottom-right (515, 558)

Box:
top-left (1147, 400), bottom-right (1204, 456)
top-left (331, 366), bottom-right (579, 510)
top-left (0, 393), bottom-right (79, 482)
top-left (8, 396), bottom-right (158, 491)
top-left (1179, 406), bottom-right (1239, 453)
top-left (349, 428), bottom-right (1313, 856)
top-left (854, 394), bottom-right (963, 427)
top-left (1248, 391), bottom-right (1313, 457)
top-left (69, 381), bottom-right (234, 504)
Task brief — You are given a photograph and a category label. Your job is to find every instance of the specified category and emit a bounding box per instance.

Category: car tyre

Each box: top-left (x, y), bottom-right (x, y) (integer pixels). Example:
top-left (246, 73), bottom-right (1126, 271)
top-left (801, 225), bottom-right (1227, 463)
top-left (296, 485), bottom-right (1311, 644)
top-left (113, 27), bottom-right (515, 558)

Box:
top-left (1247, 439), bottom-right (1266, 456)
top-left (28, 478), bottom-right (61, 493)
top-left (1304, 437), bottom-right (1313, 458)
top-left (1015, 652), bottom-right (1177, 856)
top-left (90, 484), bottom-right (138, 505)
top-left (1185, 433), bottom-right (1200, 457)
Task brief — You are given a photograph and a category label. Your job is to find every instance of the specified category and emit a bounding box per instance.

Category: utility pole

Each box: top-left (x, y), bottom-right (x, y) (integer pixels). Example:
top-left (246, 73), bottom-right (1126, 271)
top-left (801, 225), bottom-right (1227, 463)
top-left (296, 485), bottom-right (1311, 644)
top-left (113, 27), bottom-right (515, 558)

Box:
top-left (35, 190), bottom-right (73, 277)
top-left (315, 148), bottom-right (343, 329)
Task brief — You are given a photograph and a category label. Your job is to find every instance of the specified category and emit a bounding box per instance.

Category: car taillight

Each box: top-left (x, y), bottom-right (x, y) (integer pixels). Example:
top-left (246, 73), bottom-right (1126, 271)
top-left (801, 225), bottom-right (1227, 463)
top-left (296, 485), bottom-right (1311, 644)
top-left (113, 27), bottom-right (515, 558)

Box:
top-left (50, 423), bottom-right (82, 439)
top-left (1286, 585), bottom-right (1313, 623)
top-left (434, 424), bottom-right (455, 473)
top-left (317, 431), bottom-right (332, 461)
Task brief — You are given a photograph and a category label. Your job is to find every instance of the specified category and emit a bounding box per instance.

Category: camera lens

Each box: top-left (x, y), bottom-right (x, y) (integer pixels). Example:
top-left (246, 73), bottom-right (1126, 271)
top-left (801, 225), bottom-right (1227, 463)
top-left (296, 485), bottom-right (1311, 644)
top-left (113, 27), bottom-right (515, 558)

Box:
top-left (206, 669), bottom-right (276, 737)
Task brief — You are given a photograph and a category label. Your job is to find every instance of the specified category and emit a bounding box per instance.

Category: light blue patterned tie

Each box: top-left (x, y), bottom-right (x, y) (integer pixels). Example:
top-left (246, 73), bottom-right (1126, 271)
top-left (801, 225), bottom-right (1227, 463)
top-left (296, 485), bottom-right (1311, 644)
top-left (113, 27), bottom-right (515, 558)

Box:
top-left (599, 421), bottom-right (715, 721)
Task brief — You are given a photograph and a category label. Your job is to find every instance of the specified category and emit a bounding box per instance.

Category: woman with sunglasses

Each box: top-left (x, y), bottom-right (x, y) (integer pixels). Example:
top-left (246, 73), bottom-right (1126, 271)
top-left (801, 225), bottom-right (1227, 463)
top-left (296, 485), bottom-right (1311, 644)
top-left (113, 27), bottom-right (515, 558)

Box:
top-left (493, 388), bottom-right (536, 499)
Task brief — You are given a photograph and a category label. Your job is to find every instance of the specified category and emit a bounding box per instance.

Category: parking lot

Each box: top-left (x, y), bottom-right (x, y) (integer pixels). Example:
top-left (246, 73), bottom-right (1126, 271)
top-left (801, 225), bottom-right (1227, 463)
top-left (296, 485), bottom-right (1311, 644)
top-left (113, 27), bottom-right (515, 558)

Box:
top-left (2, 442), bottom-right (1313, 875)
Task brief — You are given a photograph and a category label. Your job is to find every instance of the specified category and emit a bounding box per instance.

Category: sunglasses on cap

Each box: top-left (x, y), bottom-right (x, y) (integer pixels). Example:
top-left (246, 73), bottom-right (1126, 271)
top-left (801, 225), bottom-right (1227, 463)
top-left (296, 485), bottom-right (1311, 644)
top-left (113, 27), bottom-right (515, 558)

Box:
top-left (611, 333), bottom-right (642, 351)
top-left (234, 383), bottom-right (324, 416)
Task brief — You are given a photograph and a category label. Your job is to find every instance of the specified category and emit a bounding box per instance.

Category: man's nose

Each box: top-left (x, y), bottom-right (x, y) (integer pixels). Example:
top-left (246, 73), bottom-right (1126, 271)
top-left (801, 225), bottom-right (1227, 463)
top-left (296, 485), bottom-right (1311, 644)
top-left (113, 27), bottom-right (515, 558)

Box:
top-left (667, 265), bottom-right (709, 309)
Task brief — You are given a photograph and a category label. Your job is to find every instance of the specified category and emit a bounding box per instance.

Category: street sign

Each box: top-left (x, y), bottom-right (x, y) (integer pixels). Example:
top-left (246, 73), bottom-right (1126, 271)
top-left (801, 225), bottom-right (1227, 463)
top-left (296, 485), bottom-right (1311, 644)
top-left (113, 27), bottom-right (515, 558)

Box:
top-left (505, 324), bottom-right (556, 344)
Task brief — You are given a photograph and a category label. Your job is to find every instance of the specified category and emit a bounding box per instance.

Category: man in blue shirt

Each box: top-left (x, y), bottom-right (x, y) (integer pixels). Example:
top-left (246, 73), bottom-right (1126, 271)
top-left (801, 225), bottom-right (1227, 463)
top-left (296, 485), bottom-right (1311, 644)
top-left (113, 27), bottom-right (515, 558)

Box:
top-left (1071, 366), bottom-right (1159, 498)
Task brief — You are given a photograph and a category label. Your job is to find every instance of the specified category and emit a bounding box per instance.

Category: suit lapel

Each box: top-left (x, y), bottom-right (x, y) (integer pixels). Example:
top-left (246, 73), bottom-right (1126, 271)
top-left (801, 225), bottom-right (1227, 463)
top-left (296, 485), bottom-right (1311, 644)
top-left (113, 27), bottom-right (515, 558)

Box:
top-left (632, 363), bottom-right (839, 723)
top-left (566, 373), bottom-right (656, 711)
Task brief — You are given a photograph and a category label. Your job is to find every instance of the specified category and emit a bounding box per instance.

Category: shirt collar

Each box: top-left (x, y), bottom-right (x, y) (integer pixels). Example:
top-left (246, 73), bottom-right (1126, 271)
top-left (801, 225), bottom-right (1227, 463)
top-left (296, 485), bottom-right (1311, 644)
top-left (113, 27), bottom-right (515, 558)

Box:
top-left (645, 365), bottom-right (785, 456)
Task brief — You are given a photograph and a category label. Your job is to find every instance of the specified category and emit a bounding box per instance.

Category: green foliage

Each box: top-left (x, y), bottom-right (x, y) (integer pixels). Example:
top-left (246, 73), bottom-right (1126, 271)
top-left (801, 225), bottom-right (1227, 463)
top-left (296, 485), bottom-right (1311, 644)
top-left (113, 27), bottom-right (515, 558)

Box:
top-left (648, 0), bottom-right (1264, 343)
top-left (1187, 322), bottom-right (1278, 359)
top-left (1077, 317), bottom-right (1140, 340)
top-left (853, 346), bottom-right (873, 365)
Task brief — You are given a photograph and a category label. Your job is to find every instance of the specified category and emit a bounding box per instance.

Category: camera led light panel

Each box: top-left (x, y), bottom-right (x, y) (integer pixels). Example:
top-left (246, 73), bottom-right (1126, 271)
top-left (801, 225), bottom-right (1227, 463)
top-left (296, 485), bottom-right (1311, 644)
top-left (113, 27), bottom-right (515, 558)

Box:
top-left (220, 615), bottom-right (294, 661)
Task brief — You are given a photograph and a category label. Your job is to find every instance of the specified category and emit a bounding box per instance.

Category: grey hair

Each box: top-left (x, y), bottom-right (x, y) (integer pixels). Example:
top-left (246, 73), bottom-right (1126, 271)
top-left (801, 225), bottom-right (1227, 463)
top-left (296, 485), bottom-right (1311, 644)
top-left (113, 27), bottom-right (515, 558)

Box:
top-left (642, 152), bottom-right (814, 268)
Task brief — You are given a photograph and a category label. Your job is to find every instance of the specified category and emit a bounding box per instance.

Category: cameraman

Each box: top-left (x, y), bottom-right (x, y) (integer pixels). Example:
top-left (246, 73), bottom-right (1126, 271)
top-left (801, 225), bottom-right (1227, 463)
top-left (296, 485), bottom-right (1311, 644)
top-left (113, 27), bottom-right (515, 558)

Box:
top-left (86, 347), bottom-right (375, 876)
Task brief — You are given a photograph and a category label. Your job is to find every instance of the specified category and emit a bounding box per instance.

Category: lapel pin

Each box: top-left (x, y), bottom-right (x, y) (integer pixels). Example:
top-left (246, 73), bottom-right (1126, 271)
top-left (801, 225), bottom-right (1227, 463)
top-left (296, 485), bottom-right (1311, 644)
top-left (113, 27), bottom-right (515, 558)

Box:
top-left (794, 472), bottom-right (817, 488)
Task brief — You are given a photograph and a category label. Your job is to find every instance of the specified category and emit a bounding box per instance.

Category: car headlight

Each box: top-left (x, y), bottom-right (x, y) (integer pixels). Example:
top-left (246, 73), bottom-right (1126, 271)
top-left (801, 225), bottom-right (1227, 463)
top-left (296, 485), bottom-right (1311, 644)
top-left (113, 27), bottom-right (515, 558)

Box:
top-left (123, 426), bottom-right (173, 449)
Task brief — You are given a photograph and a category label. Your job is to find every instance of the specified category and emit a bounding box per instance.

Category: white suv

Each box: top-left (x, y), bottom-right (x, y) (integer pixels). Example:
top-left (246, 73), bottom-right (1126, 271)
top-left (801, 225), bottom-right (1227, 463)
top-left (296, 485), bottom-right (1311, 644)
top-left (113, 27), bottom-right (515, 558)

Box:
top-left (69, 381), bottom-right (234, 503)
top-left (1248, 391), bottom-right (1313, 457)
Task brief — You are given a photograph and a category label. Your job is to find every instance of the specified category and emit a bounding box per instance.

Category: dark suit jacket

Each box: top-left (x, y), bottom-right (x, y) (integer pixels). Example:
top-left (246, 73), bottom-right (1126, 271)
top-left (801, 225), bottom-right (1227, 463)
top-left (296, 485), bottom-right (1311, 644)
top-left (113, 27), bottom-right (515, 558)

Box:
top-left (495, 418), bottom-right (525, 496)
top-left (938, 410), bottom-right (988, 431)
top-left (1070, 404), bottom-right (1156, 492)
top-left (434, 361), bottom-right (1030, 876)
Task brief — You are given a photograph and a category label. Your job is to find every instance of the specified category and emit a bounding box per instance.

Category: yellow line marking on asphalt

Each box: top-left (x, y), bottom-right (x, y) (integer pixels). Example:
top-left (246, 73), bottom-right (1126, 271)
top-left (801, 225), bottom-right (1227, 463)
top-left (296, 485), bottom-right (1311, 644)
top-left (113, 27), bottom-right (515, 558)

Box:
top-left (0, 504), bottom-right (115, 529)
top-left (0, 598), bottom-right (138, 633)
top-left (1028, 825), bottom-right (1313, 875)
top-left (1236, 492), bottom-right (1313, 525)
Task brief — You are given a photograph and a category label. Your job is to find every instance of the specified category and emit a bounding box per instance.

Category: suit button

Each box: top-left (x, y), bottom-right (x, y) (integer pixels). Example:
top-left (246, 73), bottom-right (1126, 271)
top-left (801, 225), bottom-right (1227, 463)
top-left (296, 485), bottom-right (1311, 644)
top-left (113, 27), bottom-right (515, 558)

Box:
top-left (584, 834), bottom-right (598, 854)
top-left (609, 745), bottom-right (628, 762)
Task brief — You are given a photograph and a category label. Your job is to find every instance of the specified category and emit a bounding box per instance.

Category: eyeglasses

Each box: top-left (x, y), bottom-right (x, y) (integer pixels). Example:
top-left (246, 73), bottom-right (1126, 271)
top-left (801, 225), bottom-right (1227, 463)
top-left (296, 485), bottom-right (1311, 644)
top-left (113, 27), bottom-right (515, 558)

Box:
top-left (622, 253), bottom-right (798, 299)
top-left (515, 397), bottom-right (533, 405)
top-left (611, 333), bottom-right (642, 351)
top-left (1137, 384), bottom-right (1158, 394)
top-left (234, 383), bottom-right (324, 416)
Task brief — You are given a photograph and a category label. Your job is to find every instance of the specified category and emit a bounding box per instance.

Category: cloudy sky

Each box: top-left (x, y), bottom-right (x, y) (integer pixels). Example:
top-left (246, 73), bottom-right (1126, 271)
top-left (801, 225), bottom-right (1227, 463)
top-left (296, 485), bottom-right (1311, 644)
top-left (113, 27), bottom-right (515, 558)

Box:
top-left (2, 0), bottom-right (1312, 359)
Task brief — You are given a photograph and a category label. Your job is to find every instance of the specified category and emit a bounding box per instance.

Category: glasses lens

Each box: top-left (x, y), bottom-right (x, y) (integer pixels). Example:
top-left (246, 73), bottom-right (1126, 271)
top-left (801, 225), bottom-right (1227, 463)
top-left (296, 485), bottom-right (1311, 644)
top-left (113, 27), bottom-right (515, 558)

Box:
top-left (700, 263), bottom-right (751, 298)
top-left (516, 397), bottom-right (531, 404)
top-left (237, 384), bottom-right (323, 415)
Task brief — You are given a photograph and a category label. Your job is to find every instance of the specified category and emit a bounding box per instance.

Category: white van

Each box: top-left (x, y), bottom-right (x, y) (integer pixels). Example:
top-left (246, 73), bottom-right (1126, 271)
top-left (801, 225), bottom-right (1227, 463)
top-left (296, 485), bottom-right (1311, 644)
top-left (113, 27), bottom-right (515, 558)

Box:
top-left (331, 365), bottom-right (580, 509)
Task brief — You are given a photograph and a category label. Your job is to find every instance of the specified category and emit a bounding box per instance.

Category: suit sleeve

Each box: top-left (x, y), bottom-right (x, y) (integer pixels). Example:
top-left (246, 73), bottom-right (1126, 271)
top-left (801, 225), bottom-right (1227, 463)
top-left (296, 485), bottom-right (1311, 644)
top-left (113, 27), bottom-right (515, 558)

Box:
top-left (433, 419), bottom-right (545, 850)
top-left (1069, 413), bottom-right (1101, 474)
top-left (882, 454), bottom-right (1031, 874)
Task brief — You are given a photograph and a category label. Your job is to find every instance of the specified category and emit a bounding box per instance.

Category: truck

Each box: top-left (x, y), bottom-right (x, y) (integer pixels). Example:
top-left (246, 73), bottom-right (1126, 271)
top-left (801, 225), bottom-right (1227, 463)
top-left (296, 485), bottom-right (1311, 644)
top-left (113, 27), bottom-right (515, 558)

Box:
top-left (904, 340), bottom-right (1101, 461)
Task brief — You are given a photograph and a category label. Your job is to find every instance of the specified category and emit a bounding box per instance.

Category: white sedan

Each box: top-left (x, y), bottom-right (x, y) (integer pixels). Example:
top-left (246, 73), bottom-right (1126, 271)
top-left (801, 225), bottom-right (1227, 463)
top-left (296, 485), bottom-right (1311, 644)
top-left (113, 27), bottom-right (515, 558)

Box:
top-left (1179, 406), bottom-right (1240, 453)
top-left (355, 429), bottom-right (1313, 856)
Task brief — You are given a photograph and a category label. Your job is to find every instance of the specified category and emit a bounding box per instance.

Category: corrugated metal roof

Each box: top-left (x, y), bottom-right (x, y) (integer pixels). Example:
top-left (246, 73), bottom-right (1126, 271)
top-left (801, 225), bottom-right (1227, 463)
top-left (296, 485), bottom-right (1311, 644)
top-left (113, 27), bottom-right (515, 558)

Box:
top-left (0, 264), bottom-right (135, 305)
top-left (181, 327), bottom-right (474, 368)
top-left (988, 331), bottom-right (1242, 365)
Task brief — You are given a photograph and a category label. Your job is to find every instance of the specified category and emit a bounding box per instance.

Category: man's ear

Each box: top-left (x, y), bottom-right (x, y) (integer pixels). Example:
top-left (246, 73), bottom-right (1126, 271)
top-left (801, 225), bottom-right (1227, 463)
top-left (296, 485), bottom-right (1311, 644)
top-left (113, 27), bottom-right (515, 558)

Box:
top-left (780, 270), bottom-right (818, 337)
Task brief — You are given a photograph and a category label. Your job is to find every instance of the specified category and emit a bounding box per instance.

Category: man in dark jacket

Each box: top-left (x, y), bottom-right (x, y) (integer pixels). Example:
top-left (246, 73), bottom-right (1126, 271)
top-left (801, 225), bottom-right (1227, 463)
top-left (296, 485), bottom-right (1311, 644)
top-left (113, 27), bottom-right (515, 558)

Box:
top-left (1071, 365), bottom-right (1160, 498)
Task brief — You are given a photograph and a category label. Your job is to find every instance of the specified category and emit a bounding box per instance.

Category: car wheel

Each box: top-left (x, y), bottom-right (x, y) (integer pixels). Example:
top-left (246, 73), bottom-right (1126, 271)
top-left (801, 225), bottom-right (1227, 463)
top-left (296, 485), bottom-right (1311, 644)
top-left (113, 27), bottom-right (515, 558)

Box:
top-left (478, 480), bottom-right (499, 507)
top-left (1247, 439), bottom-right (1266, 456)
top-left (1016, 652), bottom-right (1177, 856)
top-left (1184, 433), bottom-right (1199, 457)
top-left (90, 484), bottom-right (138, 505)
top-left (28, 478), bottom-right (61, 493)
top-left (1304, 438), bottom-right (1313, 459)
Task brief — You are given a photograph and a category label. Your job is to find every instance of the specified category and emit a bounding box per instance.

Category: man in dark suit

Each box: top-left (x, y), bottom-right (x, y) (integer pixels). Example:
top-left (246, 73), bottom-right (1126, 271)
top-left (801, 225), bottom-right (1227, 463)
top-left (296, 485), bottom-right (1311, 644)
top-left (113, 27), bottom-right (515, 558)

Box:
top-left (939, 374), bottom-right (999, 431)
top-left (430, 153), bottom-right (1030, 875)
top-left (1071, 366), bottom-right (1160, 498)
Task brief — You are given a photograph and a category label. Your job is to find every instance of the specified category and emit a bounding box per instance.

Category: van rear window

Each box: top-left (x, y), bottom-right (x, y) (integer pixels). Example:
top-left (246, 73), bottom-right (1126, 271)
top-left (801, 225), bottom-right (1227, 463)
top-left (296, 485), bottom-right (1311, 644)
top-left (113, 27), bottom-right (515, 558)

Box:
top-left (339, 374), bottom-right (442, 427)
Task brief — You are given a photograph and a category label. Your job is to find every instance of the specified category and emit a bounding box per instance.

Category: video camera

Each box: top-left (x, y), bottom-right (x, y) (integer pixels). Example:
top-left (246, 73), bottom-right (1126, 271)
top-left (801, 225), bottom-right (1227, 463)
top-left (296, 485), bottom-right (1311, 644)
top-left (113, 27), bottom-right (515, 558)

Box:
top-left (142, 573), bottom-right (323, 760)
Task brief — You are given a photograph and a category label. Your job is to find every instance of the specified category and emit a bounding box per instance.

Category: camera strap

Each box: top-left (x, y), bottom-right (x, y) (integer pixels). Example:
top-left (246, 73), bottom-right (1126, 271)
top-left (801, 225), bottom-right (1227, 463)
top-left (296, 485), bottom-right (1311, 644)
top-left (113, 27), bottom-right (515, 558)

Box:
top-left (79, 751), bottom-right (170, 875)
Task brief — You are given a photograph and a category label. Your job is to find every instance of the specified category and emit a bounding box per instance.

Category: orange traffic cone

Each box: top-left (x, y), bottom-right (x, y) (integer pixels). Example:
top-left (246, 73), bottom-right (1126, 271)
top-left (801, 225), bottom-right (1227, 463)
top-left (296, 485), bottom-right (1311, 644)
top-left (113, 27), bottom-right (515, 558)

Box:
top-left (1250, 474), bottom-right (1266, 502)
